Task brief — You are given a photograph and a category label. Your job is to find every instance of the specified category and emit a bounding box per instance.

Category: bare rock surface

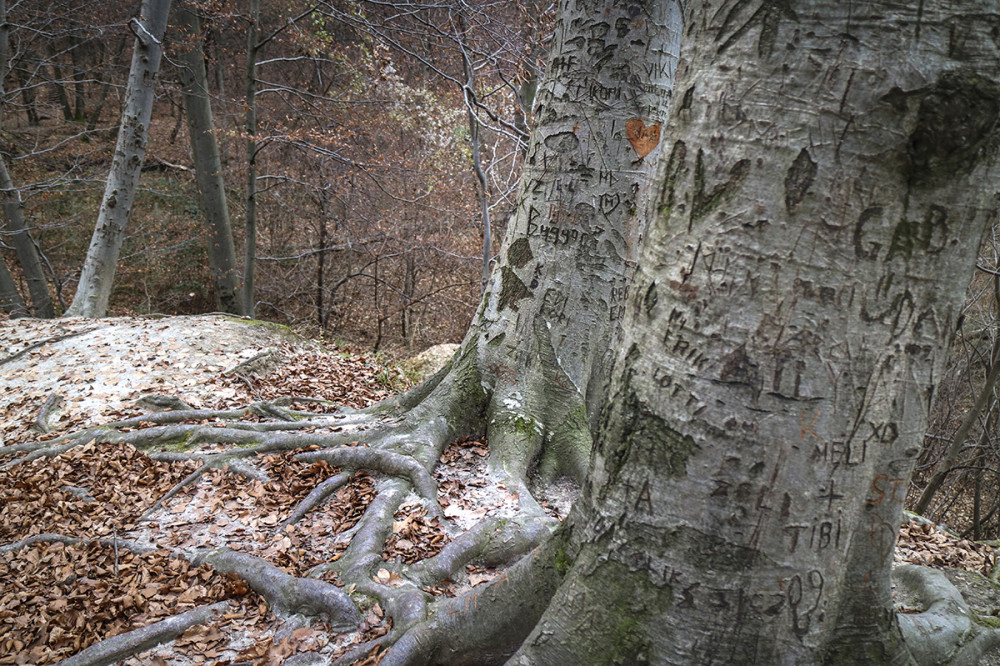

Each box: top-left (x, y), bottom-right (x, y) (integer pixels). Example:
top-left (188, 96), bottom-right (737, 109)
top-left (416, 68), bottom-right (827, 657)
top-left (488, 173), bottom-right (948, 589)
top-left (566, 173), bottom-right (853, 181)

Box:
top-left (1, 314), bottom-right (311, 438)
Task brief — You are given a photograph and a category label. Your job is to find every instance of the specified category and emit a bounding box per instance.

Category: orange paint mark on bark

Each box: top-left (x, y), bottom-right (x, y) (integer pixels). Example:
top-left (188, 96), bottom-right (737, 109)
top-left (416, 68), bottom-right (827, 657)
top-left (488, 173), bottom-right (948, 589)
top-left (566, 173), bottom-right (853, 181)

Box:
top-left (626, 119), bottom-right (661, 158)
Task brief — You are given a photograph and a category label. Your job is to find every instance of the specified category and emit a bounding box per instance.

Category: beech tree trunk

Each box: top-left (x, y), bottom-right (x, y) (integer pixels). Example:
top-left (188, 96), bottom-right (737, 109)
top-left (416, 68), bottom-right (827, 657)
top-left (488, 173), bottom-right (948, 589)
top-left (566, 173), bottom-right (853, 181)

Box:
top-left (508, 1), bottom-right (1000, 663)
top-left (64, 0), bottom-right (171, 318)
top-left (175, 4), bottom-right (243, 315)
top-left (393, 0), bottom-right (681, 491)
top-left (371, 4), bottom-right (681, 659)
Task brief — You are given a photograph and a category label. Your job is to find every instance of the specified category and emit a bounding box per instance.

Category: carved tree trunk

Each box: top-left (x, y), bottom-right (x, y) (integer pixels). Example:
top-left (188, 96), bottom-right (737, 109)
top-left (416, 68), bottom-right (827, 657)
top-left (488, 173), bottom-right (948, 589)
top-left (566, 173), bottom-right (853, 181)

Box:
top-left (65, 0), bottom-right (171, 318)
top-left (393, 0), bottom-right (681, 492)
top-left (176, 4), bottom-right (243, 315)
top-left (509, 1), bottom-right (1000, 663)
top-left (374, 4), bottom-right (682, 659)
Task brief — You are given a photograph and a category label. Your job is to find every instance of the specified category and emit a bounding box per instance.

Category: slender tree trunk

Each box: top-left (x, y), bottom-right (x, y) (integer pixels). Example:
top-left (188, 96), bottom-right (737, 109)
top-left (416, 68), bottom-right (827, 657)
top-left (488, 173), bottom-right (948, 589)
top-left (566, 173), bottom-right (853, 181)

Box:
top-left (0, 0), bottom-right (53, 317)
top-left (242, 0), bottom-right (259, 317)
top-left (46, 44), bottom-right (74, 122)
top-left (915, 337), bottom-right (1000, 516)
top-left (0, 160), bottom-right (53, 317)
top-left (402, 251), bottom-right (415, 349)
top-left (64, 0), bottom-right (171, 318)
top-left (373, 252), bottom-right (382, 351)
top-left (12, 57), bottom-right (38, 127)
top-left (175, 4), bottom-right (243, 315)
top-left (469, 105), bottom-right (491, 291)
top-left (69, 35), bottom-right (86, 122)
top-left (0, 256), bottom-right (25, 316)
top-left (509, 1), bottom-right (1000, 663)
top-left (87, 36), bottom-right (128, 134)
top-left (317, 212), bottom-right (325, 328)
top-left (207, 27), bottom-right (229, 166)
top-left (456, 17), bottom-right (492, 292)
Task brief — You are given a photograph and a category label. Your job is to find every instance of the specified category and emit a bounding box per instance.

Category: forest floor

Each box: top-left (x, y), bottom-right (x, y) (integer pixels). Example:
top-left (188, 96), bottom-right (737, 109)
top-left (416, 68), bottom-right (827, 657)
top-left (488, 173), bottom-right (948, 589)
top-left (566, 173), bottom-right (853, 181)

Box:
top-left (0, 314), bottom-right (995, 665)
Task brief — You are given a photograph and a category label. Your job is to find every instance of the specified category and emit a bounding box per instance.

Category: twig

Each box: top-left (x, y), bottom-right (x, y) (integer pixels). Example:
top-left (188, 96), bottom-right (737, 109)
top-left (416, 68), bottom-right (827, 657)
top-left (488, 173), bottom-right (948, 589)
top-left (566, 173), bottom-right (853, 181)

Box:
top-left (0, 533), bottom-right (154, 554)
top-left (0, 327), bottom-right (96, 366)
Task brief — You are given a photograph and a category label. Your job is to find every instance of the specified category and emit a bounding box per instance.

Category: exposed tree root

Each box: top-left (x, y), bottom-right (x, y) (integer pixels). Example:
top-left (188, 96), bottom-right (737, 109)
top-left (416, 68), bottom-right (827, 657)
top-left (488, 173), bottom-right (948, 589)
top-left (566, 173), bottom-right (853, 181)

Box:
top-left (896, 565), bottom-right (1000, 665)
top-left (5, 338), bottom-right (590, 664)
top-left (52, 601), bottom-right (230, 666)
top-left (35, 393), bottom-right (63, 433)
top-left (280, 470), bottom-right (353, 528)
top-left (374, 522), bottom-right (575, 666)
top-left (408, 513), bottom-right (555, 588)
top-left (195, 548), bottom-right (362, 632)
top-left (0, 399), bottom-right (334, 463)
top-left (0, 532), bottom-right (154, 555)
top-left (326, 480), bottom-right (412, 581)
top-left (297, 447), bottom-right (442, 516)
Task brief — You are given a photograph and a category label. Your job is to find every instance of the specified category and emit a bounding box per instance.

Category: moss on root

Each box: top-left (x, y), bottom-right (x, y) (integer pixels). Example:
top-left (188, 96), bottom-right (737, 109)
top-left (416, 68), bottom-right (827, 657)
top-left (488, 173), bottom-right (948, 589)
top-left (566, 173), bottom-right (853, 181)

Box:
top-left (554, 547), bottom-right (571, 575)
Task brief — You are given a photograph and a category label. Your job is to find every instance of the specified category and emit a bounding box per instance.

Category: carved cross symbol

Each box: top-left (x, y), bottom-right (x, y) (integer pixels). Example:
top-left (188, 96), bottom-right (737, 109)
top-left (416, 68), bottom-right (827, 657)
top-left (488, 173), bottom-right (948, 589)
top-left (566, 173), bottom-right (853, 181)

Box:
top-left (818, 479), bottom-right (844, 510)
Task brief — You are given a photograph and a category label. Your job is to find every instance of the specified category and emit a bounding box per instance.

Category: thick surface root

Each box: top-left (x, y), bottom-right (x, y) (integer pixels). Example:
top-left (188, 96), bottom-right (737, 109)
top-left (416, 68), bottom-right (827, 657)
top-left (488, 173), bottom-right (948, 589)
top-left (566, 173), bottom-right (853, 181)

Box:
top-left (377, 523), bottom-right (575, 666)
top-left (896, 565), bottom-right (1000, 665)
top-left (196, 548), bottom-right (361, 632)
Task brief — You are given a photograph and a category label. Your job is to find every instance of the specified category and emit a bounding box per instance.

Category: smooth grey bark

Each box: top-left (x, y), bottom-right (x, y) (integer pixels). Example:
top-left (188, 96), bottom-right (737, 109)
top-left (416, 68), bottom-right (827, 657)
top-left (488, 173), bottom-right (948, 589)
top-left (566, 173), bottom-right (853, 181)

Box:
top-left (509, 1), bottom-right (1000, 664)
top-left (175, 4), bottom-right (243, 315)
top-left (0, 0), bottom-right (53, 317)
top-left (65, 0), bottom-right (171, 318)
top-left (242, 0), bottom-right (260, 317)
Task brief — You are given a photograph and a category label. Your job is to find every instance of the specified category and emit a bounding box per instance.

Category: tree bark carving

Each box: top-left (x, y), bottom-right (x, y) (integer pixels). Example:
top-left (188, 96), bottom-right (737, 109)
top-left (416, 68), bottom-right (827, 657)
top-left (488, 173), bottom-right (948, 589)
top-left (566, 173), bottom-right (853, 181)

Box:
top-left (510, 2), bottom-right (1000, 663)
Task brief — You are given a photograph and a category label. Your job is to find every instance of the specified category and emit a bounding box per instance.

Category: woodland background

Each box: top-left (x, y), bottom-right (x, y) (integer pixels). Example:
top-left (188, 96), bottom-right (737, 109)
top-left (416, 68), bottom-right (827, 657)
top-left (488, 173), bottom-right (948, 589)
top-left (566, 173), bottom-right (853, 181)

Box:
top-left (1, 0), bottom-right (551, 346)
top-left (2, 0), bottom-right (1000, 547)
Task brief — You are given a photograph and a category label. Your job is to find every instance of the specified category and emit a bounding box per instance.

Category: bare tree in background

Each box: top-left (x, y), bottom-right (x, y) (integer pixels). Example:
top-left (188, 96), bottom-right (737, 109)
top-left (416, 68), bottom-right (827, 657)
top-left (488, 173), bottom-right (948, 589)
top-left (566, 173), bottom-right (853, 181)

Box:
top-left (66, 0), bottom-right (172, 317)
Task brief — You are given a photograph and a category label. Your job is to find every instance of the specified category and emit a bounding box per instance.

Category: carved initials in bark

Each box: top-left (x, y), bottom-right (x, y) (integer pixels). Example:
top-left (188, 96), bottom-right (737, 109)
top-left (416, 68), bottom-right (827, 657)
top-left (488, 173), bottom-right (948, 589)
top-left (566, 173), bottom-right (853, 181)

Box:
top-left (625, 119), bottom-right (661, 158)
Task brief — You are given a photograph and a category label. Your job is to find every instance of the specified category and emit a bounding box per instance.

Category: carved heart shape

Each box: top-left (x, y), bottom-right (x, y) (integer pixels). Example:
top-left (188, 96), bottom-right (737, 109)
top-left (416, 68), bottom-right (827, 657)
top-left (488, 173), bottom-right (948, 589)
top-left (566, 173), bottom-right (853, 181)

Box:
top-left (626, 118), bottom-right (661, 158)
